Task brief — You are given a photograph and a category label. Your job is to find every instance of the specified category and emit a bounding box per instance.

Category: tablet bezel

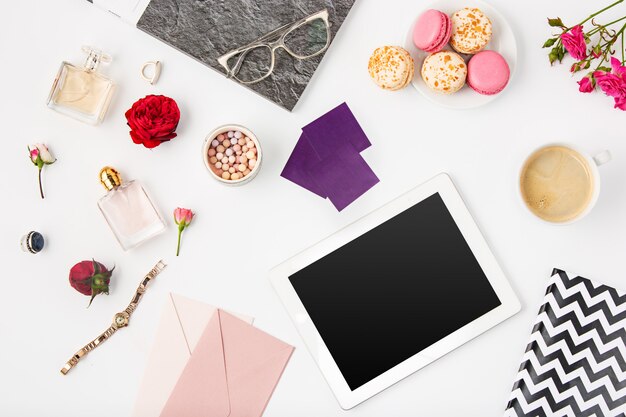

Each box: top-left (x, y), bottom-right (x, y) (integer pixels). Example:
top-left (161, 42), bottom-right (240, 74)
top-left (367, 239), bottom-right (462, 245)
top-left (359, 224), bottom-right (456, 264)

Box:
top-left (269, 173), bottom-right (520, 409)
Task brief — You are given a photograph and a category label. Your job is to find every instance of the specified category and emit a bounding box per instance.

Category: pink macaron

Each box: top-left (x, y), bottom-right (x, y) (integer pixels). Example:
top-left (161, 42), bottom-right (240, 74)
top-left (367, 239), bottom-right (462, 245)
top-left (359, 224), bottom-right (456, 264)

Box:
top-left (412, 9), bottom-right (451, 53)
top-left (467, 50), bottom-right (510, 95)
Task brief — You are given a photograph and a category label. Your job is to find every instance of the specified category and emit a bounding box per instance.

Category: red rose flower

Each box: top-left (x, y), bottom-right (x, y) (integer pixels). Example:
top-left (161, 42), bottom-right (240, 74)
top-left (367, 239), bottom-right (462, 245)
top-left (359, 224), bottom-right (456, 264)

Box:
top-left (125, 95), bottom-right (180, 149)
top-left (69, 259), bottom-right (114, 307)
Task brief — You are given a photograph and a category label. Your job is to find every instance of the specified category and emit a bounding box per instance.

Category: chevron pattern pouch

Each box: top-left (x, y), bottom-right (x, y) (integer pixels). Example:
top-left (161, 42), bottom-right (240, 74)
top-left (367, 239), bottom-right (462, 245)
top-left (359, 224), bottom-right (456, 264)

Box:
top-left (505, 269), bottom-right (626, 417)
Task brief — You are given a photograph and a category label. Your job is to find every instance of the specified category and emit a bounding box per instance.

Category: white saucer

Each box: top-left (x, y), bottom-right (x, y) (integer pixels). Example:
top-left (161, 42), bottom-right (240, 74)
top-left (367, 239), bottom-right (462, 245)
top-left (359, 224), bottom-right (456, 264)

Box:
top-left (403, 0), bottom-right (517, 109)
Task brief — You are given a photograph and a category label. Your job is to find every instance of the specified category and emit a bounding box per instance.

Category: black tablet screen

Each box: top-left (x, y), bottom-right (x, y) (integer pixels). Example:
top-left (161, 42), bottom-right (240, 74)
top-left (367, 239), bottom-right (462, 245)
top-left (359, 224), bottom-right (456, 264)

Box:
top-left (288, 193), bottom-right (501, 390)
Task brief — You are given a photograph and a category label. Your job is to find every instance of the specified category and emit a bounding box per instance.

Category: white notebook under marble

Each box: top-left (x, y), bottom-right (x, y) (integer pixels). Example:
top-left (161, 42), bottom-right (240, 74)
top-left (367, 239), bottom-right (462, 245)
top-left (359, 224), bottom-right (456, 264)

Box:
top-left (86, 0), bottom-right (356, 111)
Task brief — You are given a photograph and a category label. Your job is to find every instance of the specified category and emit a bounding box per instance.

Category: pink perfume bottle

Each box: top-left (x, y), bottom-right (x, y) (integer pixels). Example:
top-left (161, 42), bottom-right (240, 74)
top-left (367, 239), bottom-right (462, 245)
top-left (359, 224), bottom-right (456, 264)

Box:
top-left (97, 167), bottom-right (165, 251)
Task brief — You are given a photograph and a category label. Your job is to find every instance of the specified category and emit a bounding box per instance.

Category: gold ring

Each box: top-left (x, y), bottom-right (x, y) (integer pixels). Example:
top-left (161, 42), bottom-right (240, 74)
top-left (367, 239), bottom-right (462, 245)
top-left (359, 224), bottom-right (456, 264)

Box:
top-left (140, 61), bottom-right (161, 85)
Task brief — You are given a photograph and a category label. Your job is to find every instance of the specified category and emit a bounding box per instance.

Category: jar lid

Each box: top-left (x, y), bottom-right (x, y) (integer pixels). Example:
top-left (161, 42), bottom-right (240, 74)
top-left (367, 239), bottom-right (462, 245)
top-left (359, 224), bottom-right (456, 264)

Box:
top-left (99, 167), bottom-right (122, 191)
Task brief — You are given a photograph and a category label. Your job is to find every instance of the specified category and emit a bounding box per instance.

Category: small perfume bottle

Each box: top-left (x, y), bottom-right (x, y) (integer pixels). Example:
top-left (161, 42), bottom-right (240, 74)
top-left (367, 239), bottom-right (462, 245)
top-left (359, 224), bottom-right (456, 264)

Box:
top-left (97, 167), bottom-right (166, 251)
top-left (47, 46), bottom-right (115, 125)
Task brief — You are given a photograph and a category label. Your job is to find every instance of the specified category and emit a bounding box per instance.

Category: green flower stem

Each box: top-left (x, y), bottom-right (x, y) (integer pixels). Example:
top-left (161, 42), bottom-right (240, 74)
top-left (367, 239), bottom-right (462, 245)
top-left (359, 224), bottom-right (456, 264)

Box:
top-left (595, 36), bottom-right (621, 52)
top-left (587, 15), bottom-right (626, 36)
top-left (594, 55), bottom-right (608, 70)
top-left (622, 25), bottom-right (624, 61)
top-left (616, 22), bottom-right (626, 63)
top-left (576, 0), bottom-right (624, 28)
top-left (38, 167), bottom-right (44, 199)
top-left (176, 224), bottom-right (184, 256)
top-left (586, 22), bottom-right (626, 68)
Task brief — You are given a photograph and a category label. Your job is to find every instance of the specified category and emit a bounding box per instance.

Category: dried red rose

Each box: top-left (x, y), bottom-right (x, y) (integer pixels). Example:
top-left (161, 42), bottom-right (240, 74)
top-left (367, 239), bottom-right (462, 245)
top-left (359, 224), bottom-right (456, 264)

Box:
top-left (69, 260), bottom-right (114, 307)
top-left (125, 95), bottom-right (180, 149)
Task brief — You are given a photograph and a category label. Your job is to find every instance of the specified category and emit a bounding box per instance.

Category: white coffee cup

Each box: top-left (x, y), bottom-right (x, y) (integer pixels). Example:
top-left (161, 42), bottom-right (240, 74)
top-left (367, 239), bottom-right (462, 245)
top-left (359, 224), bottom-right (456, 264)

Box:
top-left (518, 143), bottom-right (611, 225)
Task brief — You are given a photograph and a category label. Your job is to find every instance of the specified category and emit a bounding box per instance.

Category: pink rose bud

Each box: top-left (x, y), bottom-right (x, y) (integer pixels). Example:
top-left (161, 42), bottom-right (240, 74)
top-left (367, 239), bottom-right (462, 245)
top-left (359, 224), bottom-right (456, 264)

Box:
top-left (29, 147), bottom-right (40, 163)
top-left (174, 207), bottom-right (194, 226)
top-left (577, 74), bottom-right (595, 93)
top-left (173, 207), bottom-right (194, 256)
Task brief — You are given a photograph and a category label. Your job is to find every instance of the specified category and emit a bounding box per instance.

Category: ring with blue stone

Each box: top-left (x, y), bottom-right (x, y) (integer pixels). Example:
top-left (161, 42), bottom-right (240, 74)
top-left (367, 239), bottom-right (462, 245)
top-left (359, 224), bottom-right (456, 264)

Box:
top-left (21, 231), bottom-right (45, 254)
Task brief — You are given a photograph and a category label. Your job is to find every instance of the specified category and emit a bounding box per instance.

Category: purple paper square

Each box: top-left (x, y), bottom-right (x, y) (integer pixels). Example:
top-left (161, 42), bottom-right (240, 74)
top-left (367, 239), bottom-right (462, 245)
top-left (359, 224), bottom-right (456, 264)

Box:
top-left (309, 152), bottom-right (379, 211)
top-left (280, 133), bottom-right (327, 198)
top-left (302, 102), bottom-right (371, 159)
top-left (281, 102), bottom-right (378, 210)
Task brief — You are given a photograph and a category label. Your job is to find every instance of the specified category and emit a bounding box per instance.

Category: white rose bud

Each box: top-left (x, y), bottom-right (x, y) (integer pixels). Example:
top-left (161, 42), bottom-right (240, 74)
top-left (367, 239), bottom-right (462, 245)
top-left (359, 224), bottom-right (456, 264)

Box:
top-left (27, 143), bottom-right (56, 199)
top-left (36, 144), bottom-right (56, 164)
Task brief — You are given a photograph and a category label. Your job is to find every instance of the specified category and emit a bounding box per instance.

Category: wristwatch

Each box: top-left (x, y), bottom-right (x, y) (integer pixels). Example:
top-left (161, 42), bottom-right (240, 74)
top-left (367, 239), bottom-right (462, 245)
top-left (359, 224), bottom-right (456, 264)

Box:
top-left (61, 260), bottom-right (166, 375)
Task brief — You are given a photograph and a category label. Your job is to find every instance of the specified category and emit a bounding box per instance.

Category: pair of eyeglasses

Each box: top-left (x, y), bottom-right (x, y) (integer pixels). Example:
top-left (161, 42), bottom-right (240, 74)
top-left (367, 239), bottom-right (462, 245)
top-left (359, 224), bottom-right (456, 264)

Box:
top-left (217, 9), bottom-right (331, 84)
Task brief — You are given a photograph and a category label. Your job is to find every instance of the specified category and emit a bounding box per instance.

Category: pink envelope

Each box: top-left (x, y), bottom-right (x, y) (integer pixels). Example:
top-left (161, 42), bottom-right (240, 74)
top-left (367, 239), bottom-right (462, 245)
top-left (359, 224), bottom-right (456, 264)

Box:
top-left (132, 294), bottom-right (253, 417)
top-left (160, 309), bottom-right (294, 417)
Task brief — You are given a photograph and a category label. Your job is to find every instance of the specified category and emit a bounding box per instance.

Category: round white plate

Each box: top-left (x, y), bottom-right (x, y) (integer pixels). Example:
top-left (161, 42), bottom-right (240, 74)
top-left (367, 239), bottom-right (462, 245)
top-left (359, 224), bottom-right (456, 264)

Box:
top-left (403, 0), bottom-right (517, 109)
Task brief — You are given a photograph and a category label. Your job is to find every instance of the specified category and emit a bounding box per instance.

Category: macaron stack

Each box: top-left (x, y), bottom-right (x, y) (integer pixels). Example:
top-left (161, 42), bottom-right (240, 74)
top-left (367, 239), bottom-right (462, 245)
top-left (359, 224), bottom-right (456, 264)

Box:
top-left (412, 7), bottom-right (510, 96)
top-left (368, 46), bottom-right (415, 91)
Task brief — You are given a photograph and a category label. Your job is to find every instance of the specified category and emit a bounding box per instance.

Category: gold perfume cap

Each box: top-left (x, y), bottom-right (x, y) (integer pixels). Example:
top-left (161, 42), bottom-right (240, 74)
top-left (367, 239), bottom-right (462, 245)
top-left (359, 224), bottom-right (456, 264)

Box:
top-left (99, 167), bottom-right (122, 191)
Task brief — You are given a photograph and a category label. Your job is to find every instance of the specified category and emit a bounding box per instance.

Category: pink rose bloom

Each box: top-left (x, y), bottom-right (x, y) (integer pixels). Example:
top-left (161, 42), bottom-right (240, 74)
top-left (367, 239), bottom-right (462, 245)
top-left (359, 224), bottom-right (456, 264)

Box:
top-left (615, 96), bottom-right (626, 110)
top-left (610, 56), bottom-right (626, 77)
top-left (577, 74), bottom-right (595, 93)
top-left (593, 71), bottom-right (622, 97)
top-left (594, 57), bottom-right (626, 110)
top-left (561, 25), bottom-right (587, 61)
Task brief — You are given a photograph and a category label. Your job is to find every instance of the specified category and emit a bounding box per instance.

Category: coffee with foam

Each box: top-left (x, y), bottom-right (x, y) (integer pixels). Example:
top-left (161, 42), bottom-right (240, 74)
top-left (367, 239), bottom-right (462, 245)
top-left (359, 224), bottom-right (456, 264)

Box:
top-left (520, 146), bottom-right (594, 223)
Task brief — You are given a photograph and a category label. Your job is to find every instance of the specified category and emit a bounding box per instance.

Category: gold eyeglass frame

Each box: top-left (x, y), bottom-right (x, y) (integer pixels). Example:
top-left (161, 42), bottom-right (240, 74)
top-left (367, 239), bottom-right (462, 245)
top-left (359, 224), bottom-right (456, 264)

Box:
top-left (217, 9), bottom-right (331, 84)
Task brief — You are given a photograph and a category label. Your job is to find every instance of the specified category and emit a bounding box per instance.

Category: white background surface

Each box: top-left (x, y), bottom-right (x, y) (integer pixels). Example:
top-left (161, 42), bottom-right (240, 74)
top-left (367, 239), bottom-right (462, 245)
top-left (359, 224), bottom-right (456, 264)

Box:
top-left (1, 1), bottom-right (625, 416)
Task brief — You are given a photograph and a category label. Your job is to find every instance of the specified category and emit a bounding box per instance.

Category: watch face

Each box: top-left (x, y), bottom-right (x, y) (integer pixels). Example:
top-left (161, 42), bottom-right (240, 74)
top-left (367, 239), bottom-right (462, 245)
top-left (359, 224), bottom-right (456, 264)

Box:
top-left (114, 312), bottom-right (129, 328)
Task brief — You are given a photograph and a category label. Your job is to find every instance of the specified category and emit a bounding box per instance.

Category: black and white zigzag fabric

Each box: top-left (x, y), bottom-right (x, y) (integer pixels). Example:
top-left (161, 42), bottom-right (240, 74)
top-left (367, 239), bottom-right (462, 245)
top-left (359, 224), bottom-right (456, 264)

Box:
top-left (505, 269), bottom-right (626, 417)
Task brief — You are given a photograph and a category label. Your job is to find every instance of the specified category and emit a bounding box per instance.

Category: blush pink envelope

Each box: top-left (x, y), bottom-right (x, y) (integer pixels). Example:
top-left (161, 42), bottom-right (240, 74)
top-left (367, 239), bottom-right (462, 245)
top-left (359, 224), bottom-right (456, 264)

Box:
top-left (131, 294), bottom-right (254, 417)
top-left (160, 309), bottom-right (294, 417)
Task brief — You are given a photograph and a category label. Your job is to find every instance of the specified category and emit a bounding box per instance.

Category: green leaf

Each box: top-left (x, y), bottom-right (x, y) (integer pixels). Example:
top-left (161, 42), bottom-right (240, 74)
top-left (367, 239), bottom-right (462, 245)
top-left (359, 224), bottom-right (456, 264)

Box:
top-left (542, 38), bottom-right (557, 48)
top-left (547, 17), bottom-right (564, 27)
top-left (92, 259), bottom-right (101, 275)
top-left (597, 66), bottom-right (612, 72)
top-left (549, 45), bottom-right (565, 65)
top-left (549, 51), bottom-right (558, 65)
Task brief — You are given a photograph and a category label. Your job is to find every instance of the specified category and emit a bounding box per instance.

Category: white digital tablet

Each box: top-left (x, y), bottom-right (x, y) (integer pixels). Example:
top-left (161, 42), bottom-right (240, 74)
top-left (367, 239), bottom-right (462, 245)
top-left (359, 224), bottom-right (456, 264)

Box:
top-left (269, 173), bottom-right (520, 409)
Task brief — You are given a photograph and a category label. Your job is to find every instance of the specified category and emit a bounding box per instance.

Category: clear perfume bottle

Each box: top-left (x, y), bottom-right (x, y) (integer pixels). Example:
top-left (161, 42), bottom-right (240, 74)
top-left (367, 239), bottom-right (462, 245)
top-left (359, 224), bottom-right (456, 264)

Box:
top-left (97, 167), bottom-right (166, 251)
top-left (47, 46), bottom-right (115, 125)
